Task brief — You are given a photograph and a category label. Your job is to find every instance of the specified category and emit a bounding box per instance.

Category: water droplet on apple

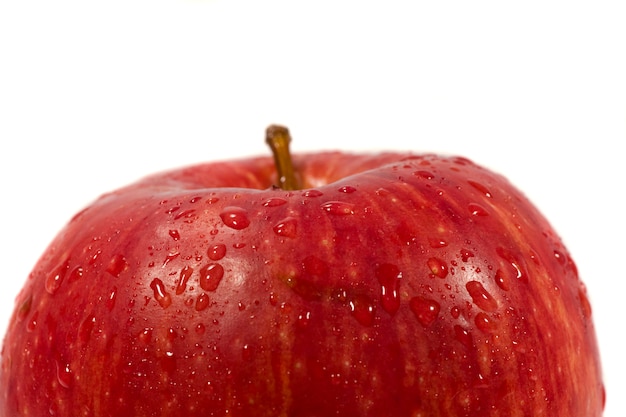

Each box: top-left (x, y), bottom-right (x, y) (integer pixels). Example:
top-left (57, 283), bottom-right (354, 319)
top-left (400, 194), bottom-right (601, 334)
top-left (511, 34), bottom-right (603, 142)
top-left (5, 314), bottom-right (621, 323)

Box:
top-left (189, 196), bottom-right (202, 204)
top-left (413, 170), bottom-right (435, 180)
top-left (219, 206), bottom-right (250, 230)
top-left (55, 360), bottom-right (72, 389)
top-left (496, 247), bottom-right (528, 284)
top-left (195, 293), bottom-right (210, 311)
top-left (297, 311), bottom-right (312, 329)
top-left (428, 238), bottom-right (448, 248)
top-left (427, 257), bottom-right (448, 279)
top-left (375, 263), bottom-right (402, 315)
top-left (273, 217), bottom-right (298, 238)
top-left (161, 351), bottom-right (177, 374)
top-left (338, 185), bottom-right (357, 193)
top-left (150, 278), bottom-right (172, 309)
top-left (468, 180), bottom-right (492, 198)
top-left (207, 244), bottom-right (227, 261)
top-left (321, 201), bottom-right (355, 215)
top-left (195, 323), bottom-right (206, 335)
top-left (475, 312), bottom-right (497, 333)
top-left (174, 209), bottom-right (196, 222)
top-left (262, 197), bottom-right (288, 207)
top-left (460, 249), bottom-right (474, 262)
top-left (409, 296), bottom-right (440, 327)
top-left (466, 281), bottom-right (498, 312)
top-left (162, 251), bottom-right (180, 268)
top-left (494, 269), bottom-right (510, 291)
top-left (45, 258), bottom-right (70, 295)
top-left (468, 203), bottom-right (489, 216)
top-left (106, 286), bottom-right (118, 311)
top-left (27, 311), bottom-right (38, 332)
top-left (349, 294), bottom-right (375, 326)
top-left (199, 263), bottom-right (224, 292)
top-left (176, 266), bottom-right (194, 295)
top-left (17, 294), bottom-right (32, 321)
top-left (106, 254), bottom-right (128, 278)
top-left (454, 325), bottom-right (473, 348)
top-left (303, 189), bottom-right (323, 198)
top-left (168, 229), bottom-right (181, 241)
top-left (78, 314), bottom-right (96, 344)
top-left (68, 265), bottom-right (84, 282)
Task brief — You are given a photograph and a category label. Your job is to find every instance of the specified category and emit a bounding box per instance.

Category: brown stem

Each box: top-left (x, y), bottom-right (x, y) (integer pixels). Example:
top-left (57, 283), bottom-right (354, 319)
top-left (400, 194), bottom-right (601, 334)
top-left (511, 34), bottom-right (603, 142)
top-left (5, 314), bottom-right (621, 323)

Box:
top-left (265, 125), bottom-right (301, 190)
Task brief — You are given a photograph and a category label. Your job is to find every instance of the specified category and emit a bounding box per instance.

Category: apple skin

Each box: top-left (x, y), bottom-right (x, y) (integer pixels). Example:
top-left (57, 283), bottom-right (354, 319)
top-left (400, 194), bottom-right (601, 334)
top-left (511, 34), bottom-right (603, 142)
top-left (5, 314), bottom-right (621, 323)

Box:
top-left (0, 151), bottom-right (603, 416)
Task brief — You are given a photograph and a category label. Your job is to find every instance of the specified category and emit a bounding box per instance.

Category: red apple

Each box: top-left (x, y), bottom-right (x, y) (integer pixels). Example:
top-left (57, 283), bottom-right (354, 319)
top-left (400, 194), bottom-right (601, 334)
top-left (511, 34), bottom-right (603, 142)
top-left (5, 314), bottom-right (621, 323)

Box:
top-left (0, 126), bottom-right (603, 416)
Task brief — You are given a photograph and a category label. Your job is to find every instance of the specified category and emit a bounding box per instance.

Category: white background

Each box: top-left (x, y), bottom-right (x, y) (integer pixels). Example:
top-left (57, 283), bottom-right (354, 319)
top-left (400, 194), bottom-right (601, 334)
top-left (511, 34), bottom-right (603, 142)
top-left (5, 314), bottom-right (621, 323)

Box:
top-left (1, 1), bottom-right (624, 415)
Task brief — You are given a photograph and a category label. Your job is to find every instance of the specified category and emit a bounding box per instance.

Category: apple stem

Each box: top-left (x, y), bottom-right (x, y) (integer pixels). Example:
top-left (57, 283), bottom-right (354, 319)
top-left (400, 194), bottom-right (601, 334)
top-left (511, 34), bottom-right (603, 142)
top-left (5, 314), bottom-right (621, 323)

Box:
top-left (265, 125), bottom-right (301, 190)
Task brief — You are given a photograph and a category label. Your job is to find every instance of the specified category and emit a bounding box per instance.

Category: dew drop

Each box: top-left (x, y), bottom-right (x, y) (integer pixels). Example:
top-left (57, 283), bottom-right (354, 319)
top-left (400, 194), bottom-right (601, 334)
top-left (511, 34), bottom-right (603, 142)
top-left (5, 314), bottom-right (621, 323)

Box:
top-left (338, 185), bottom-right (357, 194)
top-left (460, 249), bottom-right (474, 262)
top-left (475, 312), bottom-right (497, 333)
top-left (303, 189), bottom-right (323, 198)
top-left (106, 286), bottom-right (118, 311)
top-left (27, 311), bottom-right (38, 332)
top-left (273, 217), bottom-right (298, 238)
top-left (176, 266), bottom-right (194, 295)
top-left (195, 293), bottom-right (210, 311)
top-left (349, 294), bottom-right (375, 326)
top-left (56, 360), bottom-right (72, 389)
top-left (174, 209), bottom-right (196, 222)
top-left (450, 306), bottom-right (461, 319)
top-left (375, 263), bottom-right (402, 315)
top-left (45, 259), bottom-right (70, 295)
top-left (496, 247), bottom-right (528, 283)
top-left (467, 180), bottom-right (492, 198)
top-left (409, 296), bottom-right (441, 327)
top-left (494, 269), bottom-right (510, 291)
top-left (468, 203), bottom-right (489, 217)
top-left (195, 323), bottom-right (206, 335)
top-left (297, 311), bottom-right (312, 329)
top-left (454, 325), bottom-right (473, 348)
top-left (428, 238), bottom-right (448, 248)
top-left (150, 278), bottom-right (172, 308)
top-left (78, 314), bottom-right (96, 344)
top-left (208, 244), bottom-right (227, 261)
top-left (262, 197), bottom-right (288, 207)
top-left (219, 207), bottom-right (250, 230)
top-left (466, 281), bottom-right (498, 312)
top-left (162, 251), bottom-right (180, 267)
top-left (413, 170), bottom-right (435, 180)
top-left (199, 263), bottom-right (224, 292)
top-left (427, 257), bottom-right (448, 279)
top-left (189, 196), bottom-right (202, 204)
top-left (169, 230), bottom-right (181, 241)
top-left (106, 254), bottom-right (128, 278)
top-left (321, 201), bottom-right (355, 215)
top-left (68, 265), bottom-right (84, 282)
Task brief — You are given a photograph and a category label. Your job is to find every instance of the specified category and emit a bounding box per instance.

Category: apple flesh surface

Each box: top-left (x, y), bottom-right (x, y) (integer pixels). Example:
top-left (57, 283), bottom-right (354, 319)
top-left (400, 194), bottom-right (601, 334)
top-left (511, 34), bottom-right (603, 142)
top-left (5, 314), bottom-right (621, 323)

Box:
top-left (0, 146), bottom-right (603, 416)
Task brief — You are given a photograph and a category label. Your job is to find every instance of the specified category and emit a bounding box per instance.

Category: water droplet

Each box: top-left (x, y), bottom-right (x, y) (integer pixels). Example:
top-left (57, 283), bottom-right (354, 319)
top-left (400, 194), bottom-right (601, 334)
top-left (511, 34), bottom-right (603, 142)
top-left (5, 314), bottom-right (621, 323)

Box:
top-left (454, 325), bottom-right (473, 348)
top-left (468, 180), bottom-right (492, 198)
top-left (169, 230), bottom-right (181, 241)
top-left (17, 295), bottom-right (33, 321)
top-left (475, 312), bottom-right (497, 333)
top-left (375, 263), bottom-right (402, 315)
top-left (413, 170), bottom-right (435, 180)
top-left (162, 251), bottom-right (180, 268)
top-left (349, 294), bottom-right (375, 326)
top-left (273, 217), bottom-right (298, 238)
top-left (262, 197), bottom-right (288, 207)
top-left (174, 209), bottom-right (196, 222)
top-left (494, 269), bottom-right (510, 291)
top-left (468, 203), bottom-right (489, 216)
top-left (106, 254), bottom-right (128, 278)
top-left (320, 201), bottom-right (355, 215)
top-left (338, 185), bottom-right (357, 193)
top-left (450, 306), bottom-right (461, 319)
top-left (409, 296), bottom-right (440, 327)
top-left (189, 196), bottom-right (202, 204)
top-left (428, 238), bottom-right (448, 248)
top-left (207, 244), bottom-right (227, 261)
top-left (78, 314), bottom-right (96, 344)
top-left (56, 360), bottom-right (72, 389)
top-left (297, 311), bottom-right (312, 328)
top-left (195, 323), bottom-right (206, 334)
top-left (466, 281), bottom-right (498, 312)
top-left (460, 249), bottom-right (474, 262)
top-left (68, 265), bottom-right (84, 282)
top-left (427, 257), bottom-right (448, 279)
top-left (496, 247), bottom-right (527, 283)
top-left (219, 206), bottom-right (250, 230)
top-left (195, 293), bottom-right (210, 311)
top-left (150, 278), bottom-right (172, 308)
top-left (199, 263), bottom-right (224, 292)
top-left (27, 311), bottom-right (38, 332)
top-left (176, 266), bottom-right (194, 295)
top-left (106, 286), bottom-right (117, 311)
top-left (45, 258), bottom-right (70, 295)
top-left (303, 189), bottom-right (323, 198)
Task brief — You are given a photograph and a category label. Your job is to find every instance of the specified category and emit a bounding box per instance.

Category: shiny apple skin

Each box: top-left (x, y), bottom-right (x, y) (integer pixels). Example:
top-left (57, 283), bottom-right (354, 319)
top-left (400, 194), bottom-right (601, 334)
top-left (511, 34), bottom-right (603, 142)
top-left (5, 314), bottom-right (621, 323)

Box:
top-left (0, 152), bottom-right (603, 416)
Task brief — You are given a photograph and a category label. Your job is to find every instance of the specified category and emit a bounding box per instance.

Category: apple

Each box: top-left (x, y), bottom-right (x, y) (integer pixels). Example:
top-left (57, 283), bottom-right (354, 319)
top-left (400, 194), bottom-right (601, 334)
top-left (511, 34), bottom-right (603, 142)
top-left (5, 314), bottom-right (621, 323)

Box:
top-left (0, 126), bottom-right (603, 416)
